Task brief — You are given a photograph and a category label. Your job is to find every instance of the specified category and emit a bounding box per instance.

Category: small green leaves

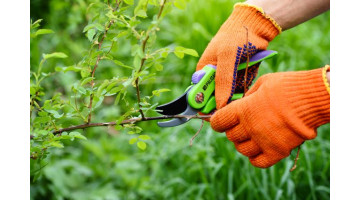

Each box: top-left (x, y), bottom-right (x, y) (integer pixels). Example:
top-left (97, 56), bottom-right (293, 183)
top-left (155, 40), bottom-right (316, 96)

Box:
top-left (30, 0), bottom-right (186, 164)
top-left (35, 29), bottom-right (54, 36)
top-left (152, 88), bottom-right (171, 96)
top-left (45, 109), bottom-right (64, 119)
top-left (174, 46), bottom-right (199, 59)
top-left (51, 141), bottom-right (64, 148)
top-left (113, 60), bottom-right (134, 69)
top-left (124, 0), bottom-right (134, 5)
top-left (43, 52), bottom-right (68, 60)
top-left (135, 9), bottom-right (147, 18)
top-left (81, 77), bottom-right (94, 86)
top-left (154, 63), bottom-right (163, 71)
top-left (135, 0), bottom-right (148, 18)
top-left (137, 141), bottom-right (147, 150)
top-left (129, 137), bottom-right (138, 144)
top-left (138, 135), bottom-right (150, 140)
top-left (87, 29), bottom-right (96, 42)
top-left (31, 19), bottom-right (43, 29)
top-left (55, 65), bottom-right (82, 73)
top-left (173, 0), bottom-right (187, 10)
top-left (69, 131), bottom-right (87, 140)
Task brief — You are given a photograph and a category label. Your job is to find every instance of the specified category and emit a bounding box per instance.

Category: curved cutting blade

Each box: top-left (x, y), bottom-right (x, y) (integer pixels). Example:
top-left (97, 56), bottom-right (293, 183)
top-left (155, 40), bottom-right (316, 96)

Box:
top-left (157, 103), bottom-right (198, 127)
top-left (156, 89), bottom-right (190, 115)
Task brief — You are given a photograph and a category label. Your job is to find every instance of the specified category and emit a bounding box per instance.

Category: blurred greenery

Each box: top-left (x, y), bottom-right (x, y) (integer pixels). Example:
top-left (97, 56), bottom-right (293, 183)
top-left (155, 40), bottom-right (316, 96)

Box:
top-left (30, 0), bottom-right (330, 199)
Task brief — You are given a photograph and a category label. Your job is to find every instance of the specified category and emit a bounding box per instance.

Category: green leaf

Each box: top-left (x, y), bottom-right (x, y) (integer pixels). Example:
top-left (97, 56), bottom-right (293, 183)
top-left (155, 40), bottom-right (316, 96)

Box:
top-left (81, 67), bottom-right (91, 78)
top-left (174, 46), bottom-right (199, 58)
top-left (113, 31), bottom-right (129, 42)
top-left (124, 0), bottom-right (134, 5)
top-left (154, 63), bottom-right (163, 71)
top-left (108, 87), bottom-right (122, 95)
top-left (174, 51), bottom-right (184, 59)
top-left (94, 96), bottom-right (104, 109)
top-left (94, 23), bottom-right (105, 32)
top-left (114, 92), bottom-right (121, 105)
top-left (135, 0), bottom-right (148, 18)
top-left (45, 109), bottom-right (64, 119)
top-left (35, 29), bottom-right (54, 36)
top-left (105, 81), bottom-right (118, 92)
top-left (43, 52), bottom-right (68, 60)
top-left (161, 51), bottom-right (169, 58)
top-left (174, 0), bottom-right (187, 9)
top-left (30, 86), bottom-right (36, 95)
top-left (76, 86), bottom-right (87, 95)
top-left (138, 135), bottom-right (150, 140)
top-left (152, 88), bottom-right (171, 96)
top-left (55, 65), bottom-right (82, 72)
top-left (70, 131), bottom-right (87, 140)
top-left (87, 29), bottom-right (96, 42)
top-left (81, 77), bottom-right (94, 86)
top-left (113, 60), bottom-right (133, 69)
top-left (37, 130), bottom-right (49, 136)
top-left (137, 141), bottom-right (147, 150)
top-left (83, 24), bottom-right (95, 32)
top-left (97, 80), bottom-right (109, 96)
top-left (31, 19), bottom-right (43, 28)
top-left (129, 137), bottom-right (138, 144)
top-left (51, 141), bottom-right (64, 148)
top-left (133, 55), bottom-right (141, 70)
top-left (135, 9), bottom-right (147, 18)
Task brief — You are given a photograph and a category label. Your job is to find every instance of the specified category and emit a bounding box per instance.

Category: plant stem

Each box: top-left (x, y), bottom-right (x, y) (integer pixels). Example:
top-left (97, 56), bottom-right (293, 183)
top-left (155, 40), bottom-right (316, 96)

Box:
top-left (51, 114), bottom-right (211, 135)
top-left (290, 145), bottom-right (301, 172)
top-left (87, 20), bottom-right (114, 124)
top-left (134, 0), bottom-right (167, 120)
top-left (189, 119), bottom-right (204, 146)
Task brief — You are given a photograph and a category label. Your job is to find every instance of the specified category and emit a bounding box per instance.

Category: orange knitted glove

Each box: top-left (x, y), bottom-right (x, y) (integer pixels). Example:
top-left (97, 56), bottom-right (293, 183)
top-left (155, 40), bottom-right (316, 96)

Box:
top-left (196, 3), bottom-right (281, 109)
top-left (210, 66), bottom-right (330, 168)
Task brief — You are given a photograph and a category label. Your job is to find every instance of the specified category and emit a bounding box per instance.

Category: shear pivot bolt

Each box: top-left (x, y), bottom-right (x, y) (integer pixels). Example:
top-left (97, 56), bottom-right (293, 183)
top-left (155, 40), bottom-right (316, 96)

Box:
top-left (195, 92), bottom-right (204, 103)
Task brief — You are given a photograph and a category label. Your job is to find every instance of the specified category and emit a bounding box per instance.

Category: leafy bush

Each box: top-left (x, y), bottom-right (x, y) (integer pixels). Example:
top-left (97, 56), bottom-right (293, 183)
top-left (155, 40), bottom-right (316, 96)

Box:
top-left (30, 0), bottom-right (330, 199)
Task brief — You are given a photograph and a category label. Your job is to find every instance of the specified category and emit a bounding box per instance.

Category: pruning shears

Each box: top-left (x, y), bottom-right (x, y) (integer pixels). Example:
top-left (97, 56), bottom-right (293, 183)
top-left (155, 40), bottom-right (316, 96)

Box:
top-left (155, 50), bottom-right (278, 127)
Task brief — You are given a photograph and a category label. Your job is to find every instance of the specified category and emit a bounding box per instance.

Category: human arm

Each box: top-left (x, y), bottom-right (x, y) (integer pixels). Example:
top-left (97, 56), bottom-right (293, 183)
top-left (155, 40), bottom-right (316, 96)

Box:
top-left (246, 0), bottom-right (330, 30)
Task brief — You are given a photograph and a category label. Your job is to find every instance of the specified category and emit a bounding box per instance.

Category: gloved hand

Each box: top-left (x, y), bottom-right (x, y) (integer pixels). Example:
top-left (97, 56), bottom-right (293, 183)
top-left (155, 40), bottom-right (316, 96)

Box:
top-left (196, 3), bottom-right (281, 109)
top-left (210, 66), bottom-right (330, 168)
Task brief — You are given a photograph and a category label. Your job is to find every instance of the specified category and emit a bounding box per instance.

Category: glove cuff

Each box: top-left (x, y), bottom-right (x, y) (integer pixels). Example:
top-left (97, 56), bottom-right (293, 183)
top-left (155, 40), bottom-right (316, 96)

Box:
top-left (283, 67), bottom-right (330, 139)
top-left (224, 3), bottom-right (282, 41)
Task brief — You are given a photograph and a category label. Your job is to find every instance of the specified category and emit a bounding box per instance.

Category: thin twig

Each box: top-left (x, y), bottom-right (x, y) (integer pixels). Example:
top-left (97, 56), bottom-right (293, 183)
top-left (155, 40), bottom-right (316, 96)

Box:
top-left (134, 0), bottom-right (167, 120)
top-left (290, 145), bottom-right (301, 172)
top-left (87, 20), bottom-right (114, 123)
top-left (157, 0), bottom-right (166, 19)
top-left (49, 114), bottom-right (211, 135)
top-left (189, 120), bottom-right (204, 146)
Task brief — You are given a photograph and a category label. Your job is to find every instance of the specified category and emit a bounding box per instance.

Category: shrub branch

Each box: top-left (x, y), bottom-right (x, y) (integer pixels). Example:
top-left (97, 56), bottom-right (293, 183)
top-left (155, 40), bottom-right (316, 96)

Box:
top-left (50, 114), bottom-right (211, 135)
top-left (135, 0), bottom-right (167, 120)
top-left (87, 20), bottom-right (114, 123)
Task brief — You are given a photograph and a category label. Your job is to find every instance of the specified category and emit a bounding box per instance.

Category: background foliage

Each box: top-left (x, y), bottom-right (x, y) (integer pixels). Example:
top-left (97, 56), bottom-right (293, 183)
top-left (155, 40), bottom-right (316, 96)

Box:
top-left (30, 0), bottom-right (330, 199)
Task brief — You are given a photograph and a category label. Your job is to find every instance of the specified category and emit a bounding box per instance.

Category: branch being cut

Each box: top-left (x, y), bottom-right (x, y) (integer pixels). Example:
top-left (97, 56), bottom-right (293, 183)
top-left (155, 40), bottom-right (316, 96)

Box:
top-left (51, 114), bottom-right (211, 135)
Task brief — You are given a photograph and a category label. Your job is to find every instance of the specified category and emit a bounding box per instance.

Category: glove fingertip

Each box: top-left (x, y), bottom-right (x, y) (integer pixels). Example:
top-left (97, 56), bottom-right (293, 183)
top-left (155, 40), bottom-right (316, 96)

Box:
top-left (249, 153), bottom-right (279, 168)
top-left (210, 106), bottom-right (238, 132)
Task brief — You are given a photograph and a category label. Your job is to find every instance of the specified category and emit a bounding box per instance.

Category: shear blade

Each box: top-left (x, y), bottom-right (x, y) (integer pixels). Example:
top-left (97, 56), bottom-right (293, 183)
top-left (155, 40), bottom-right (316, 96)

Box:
top-left (157, 103), bottom-right (198, 127)
top-left (156, 90), bottom-right (190, 115)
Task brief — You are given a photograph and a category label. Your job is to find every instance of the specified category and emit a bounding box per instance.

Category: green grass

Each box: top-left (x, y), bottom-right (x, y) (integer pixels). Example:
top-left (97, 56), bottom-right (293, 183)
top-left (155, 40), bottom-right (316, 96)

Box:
top-left (30, 0), bottom-right (330, 199)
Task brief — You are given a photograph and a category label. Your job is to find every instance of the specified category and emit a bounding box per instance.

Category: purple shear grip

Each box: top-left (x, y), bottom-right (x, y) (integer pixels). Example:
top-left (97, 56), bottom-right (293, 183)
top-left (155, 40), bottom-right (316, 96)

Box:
top-left (191, 65), bottom-right (216, 84)
top-left (249, 50), bottom-right (274, 62)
